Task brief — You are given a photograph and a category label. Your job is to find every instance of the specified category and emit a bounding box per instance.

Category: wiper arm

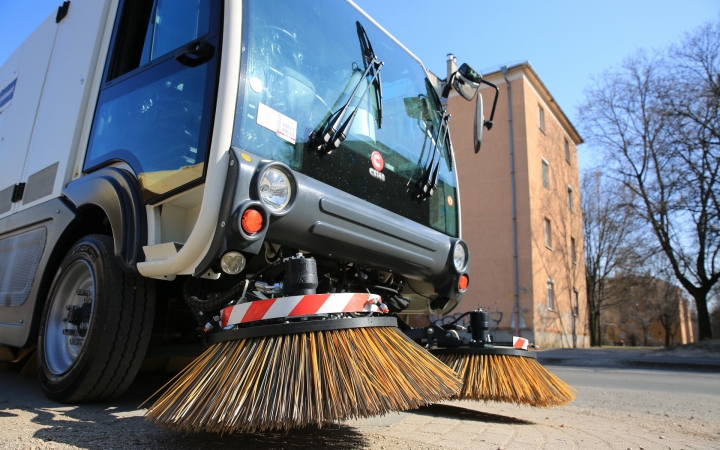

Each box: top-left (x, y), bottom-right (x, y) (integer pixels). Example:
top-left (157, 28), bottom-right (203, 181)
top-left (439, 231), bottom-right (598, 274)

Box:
top-left (357, 21), bottom-right (383, 128)
top-left (308, 22), bottom-right (384, 155)
top-left (413, 111), bottom-right (450, 201)
top-left (308, 59), bottom-right (383, 154)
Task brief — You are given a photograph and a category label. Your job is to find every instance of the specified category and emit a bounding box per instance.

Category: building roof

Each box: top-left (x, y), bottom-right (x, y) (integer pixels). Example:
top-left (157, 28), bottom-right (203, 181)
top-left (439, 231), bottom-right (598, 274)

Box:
top-left (482, 62), bottom-right (584, 145)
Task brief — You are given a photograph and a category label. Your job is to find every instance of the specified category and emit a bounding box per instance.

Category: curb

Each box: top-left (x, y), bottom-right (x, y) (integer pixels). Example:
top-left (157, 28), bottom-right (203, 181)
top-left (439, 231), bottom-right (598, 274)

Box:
top-left (538, 356), bottom-right (720, 372)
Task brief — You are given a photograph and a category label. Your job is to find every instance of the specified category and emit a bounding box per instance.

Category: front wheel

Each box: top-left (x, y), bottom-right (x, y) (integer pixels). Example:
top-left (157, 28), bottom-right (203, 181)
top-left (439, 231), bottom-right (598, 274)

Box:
top-left (38, 234), bottom-right (155, 402)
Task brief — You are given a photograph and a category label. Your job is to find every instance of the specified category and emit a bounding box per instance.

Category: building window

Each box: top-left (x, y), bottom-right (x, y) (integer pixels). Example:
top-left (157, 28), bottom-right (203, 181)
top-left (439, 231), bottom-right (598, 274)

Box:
top-left (573, 289), bottom-right (579, 316)
top-left (538, 105), bottom-right (545, 132)
top-left (571, 237), bottom-right (577, 264)
top-left (568, 186), bottom-right (574, 212)
top-left (542, 158), bottom-right (549, 189)
top-left (565, 139), bottom-right (570, 163)
top-left (544, 218), bottom-right (552, 249)
top-left (547, 279), bottom-right (554, 310)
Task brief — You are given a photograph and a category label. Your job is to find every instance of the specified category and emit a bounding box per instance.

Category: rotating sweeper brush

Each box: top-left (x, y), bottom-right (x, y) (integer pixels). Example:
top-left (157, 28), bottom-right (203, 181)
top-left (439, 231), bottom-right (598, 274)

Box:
top-left (403, 310), bottom-right (575, 407)
top-left (143, 255), bottom-right (461, 433)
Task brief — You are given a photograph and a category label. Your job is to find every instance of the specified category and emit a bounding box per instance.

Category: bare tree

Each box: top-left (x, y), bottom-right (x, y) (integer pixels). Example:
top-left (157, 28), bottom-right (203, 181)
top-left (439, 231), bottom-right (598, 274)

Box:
top-left (582, 170), bottom-right (640, 346)
top-left (579, 19), bottom-right (720, 340)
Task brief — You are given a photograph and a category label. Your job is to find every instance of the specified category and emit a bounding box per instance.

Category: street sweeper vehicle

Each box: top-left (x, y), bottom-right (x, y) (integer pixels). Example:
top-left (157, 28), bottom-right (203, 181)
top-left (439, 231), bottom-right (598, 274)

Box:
top-left (0, 0), bottom-right (572, 433)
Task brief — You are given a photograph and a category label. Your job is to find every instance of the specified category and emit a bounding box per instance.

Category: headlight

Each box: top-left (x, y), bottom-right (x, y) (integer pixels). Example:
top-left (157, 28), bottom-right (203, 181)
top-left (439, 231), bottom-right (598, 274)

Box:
top-left (453, 241), bottom-right (467, 272)
top-left (259, 167), bottom-right (292, 212)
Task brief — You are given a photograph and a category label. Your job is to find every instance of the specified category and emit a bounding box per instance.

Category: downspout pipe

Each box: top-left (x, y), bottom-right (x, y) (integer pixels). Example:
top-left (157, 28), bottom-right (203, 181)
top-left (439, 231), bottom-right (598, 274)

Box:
top-left (501, 66), bottom-right (521, 337)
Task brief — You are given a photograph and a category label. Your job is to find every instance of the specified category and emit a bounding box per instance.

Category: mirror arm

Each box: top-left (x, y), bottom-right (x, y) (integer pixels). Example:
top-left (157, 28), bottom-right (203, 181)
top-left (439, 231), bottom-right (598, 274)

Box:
top-left (480, 79), bottom-right (499, 130)
top-left (441, 73), bottom-right (455, 99)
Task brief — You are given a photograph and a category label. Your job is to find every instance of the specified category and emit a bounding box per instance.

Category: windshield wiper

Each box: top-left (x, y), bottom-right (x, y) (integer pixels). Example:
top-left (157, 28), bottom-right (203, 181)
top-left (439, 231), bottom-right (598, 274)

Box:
top-left (357, 21), bottom-right (383, 128)
top-left (308, 22), bottom-right (383, 155)
top-left (413, 110), bottom-right (450, 201)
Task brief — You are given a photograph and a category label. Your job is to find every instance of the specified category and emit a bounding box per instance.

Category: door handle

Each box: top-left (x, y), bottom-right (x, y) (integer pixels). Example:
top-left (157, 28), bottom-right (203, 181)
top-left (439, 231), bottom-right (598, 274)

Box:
top-left (175, 40), bottom-right (215, 67)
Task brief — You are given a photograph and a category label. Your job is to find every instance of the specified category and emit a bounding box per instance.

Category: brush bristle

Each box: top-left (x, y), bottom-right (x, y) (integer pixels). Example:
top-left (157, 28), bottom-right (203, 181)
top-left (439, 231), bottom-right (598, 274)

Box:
top-left (437, 353), bottom-right (576, 406)
top-left (145, 326), bottom-right (461, 433)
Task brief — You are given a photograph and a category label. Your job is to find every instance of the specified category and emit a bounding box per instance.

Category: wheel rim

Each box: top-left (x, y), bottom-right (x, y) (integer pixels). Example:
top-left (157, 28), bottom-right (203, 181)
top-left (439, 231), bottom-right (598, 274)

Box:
top-left (44, 260), bottom-right (95, 375)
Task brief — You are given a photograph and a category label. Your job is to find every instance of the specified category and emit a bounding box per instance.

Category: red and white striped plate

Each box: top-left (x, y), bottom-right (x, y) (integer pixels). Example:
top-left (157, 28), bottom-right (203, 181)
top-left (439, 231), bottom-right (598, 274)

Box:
top-left (220, 293), bottom-right (385, 328)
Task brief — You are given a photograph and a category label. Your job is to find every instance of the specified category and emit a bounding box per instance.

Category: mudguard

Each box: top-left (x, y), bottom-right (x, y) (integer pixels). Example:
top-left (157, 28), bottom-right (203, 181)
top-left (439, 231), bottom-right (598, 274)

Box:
top-left (62, 167), bottom-right (146, 273)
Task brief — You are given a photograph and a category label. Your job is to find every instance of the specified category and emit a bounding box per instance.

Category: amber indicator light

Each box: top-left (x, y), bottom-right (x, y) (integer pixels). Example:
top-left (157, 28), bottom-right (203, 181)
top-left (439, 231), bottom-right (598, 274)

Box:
top-left (241, 209), bottom-right (264, 234)
top-left (458, 274), bottom-right (469, 291)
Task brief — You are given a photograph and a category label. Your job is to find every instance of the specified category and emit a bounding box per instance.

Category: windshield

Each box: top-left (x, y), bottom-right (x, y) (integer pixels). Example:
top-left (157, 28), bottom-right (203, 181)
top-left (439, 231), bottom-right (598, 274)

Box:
top-left (232, 0), bottom-right (458, 237)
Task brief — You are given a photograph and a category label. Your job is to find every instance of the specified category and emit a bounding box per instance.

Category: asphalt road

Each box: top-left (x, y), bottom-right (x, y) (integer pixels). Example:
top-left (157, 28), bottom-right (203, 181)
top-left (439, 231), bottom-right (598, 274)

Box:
top-left (1, 365), bottom-right (719, 449)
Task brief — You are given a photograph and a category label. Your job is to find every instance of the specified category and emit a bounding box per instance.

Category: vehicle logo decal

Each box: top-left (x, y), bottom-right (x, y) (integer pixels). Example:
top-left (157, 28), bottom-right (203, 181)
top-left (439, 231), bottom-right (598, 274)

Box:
top-left (369, 167), bottom-right (385, 181)
top-left (371, 151), bottom-right (384, 171)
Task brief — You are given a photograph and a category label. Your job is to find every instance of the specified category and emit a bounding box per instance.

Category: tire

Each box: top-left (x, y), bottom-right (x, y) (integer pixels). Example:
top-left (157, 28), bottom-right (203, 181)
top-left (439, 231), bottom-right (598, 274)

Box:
top-left (38, 234), bottom-right (155, 402)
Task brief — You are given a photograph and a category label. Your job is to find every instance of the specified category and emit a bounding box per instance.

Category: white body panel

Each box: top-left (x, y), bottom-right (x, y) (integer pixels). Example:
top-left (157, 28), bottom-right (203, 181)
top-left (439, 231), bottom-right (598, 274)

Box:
top-left (0, 14), bottom-right (56, 219)
top-left (18, 0), bottom-right (112, 211)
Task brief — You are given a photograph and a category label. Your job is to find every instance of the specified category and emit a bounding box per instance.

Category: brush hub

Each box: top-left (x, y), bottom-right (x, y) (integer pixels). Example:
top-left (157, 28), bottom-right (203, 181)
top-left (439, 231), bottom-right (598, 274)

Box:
top-left (430, 346), bottom-right (537, 359)
top-left (208, 316), bottom-right (398, 343)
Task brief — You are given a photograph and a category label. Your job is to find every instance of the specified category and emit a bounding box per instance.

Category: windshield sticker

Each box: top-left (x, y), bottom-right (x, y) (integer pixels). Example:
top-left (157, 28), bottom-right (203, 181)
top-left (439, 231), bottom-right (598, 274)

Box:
top-left (257, 103), bottom-right (297, 144)
top-left (0, 77), bottom-right (18, 114)
top-left (371, 151), bottom-right (384, 171)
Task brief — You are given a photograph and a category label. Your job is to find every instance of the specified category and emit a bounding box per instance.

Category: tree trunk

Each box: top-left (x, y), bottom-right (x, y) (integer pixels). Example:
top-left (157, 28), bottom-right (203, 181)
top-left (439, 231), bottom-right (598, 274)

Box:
top-left (694, 291), bottom-right (713, 340)
top-left (590, 309), bottom-right (602, 346)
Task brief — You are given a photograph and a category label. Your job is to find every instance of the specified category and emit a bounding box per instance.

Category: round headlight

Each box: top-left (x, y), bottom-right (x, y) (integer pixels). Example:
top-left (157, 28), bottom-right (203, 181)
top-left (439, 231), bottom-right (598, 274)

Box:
top-left (220, 251), bottom-right (246, 275)
top-left (259, 167), bottom-right (291, 212)
top-left (453, 242), bottom-right (467, 272)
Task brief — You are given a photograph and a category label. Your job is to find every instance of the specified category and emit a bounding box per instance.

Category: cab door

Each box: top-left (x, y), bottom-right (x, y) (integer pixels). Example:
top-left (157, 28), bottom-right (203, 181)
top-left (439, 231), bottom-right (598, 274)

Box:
top-left (84, 0), bottom-right (221, 203)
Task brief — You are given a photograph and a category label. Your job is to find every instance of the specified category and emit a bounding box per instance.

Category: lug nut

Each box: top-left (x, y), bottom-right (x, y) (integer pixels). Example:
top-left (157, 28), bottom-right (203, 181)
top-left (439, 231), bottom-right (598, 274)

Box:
top-left (62, 329), bottom-right (77, 335)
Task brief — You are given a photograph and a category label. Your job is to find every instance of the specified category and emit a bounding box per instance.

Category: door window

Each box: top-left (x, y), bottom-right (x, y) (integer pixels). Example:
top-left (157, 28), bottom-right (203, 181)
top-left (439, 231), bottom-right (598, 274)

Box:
top-left (84, 0), bottom-right (219, 202)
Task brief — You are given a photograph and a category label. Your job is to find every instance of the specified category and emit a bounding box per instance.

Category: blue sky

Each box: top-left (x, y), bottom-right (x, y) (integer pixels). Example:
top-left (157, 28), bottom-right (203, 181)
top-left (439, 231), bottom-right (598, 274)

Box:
top-left (1, 1), bottom-right (717, 169)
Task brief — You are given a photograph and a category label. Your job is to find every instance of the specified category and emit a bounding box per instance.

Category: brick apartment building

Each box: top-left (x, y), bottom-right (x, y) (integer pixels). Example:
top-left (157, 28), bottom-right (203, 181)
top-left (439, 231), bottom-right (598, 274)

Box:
top-left (441, 59), bottom-right (588, 349)
top-left (600, 276), bottom-right (695, 346)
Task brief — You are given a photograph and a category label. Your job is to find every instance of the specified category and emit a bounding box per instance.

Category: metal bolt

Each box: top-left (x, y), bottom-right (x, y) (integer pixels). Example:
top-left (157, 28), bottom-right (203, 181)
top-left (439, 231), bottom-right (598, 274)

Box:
top-left (19, 319), bottom-right (23, 324)
top-left (69, 338), bottom-right (84, 345)
top-left (426, 327), bottom-right (434, 335)
top-left (79, 322), bottom-right (88, 330)
top-left (79, 78), bottom-right (84, 84)
top-left (76, 289), bottom-right (91, 296)
top-left (221, 221), bottom-right (225, 227)
top-left (83, 296), bottom-right (92, 305)
top-left (446, 333), bottom-right (452, 338)
top-left (230, 160), bottom-right (234, 166)
top-left (62, 329), bottom-right (77, 335)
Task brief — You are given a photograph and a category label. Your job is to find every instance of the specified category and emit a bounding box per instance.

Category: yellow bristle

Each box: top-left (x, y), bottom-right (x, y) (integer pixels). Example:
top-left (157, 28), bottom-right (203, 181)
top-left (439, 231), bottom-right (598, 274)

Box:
top-left (437, 352), bottom-right (576, 407)
top-left (144, 326), bottom-right (462, 433)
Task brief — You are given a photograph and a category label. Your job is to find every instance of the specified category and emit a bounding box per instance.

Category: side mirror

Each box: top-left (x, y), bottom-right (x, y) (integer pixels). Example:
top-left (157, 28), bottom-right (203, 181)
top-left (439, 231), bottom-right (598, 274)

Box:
top-left (452, 63), bottom-right (482, 101)
top-left (474, 92), bottom-right (484, 153)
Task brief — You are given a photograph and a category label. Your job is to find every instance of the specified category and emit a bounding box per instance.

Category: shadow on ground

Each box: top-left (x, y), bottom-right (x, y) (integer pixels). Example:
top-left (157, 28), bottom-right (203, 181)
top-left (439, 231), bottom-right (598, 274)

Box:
top-left (2, 372), bottom-right (366, 450)
top-left (417, 403), bottom-right (535, 425)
